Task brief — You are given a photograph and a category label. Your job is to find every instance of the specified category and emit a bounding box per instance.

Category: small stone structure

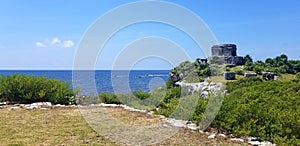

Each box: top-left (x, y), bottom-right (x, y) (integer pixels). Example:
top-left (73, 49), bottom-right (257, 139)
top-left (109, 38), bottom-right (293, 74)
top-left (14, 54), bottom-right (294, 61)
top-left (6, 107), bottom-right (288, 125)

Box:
top-left (197, 58), bottom-right (208, 64)
top-left (170, 72), bottom-right (184, 85)
top-left (224, 72), bottom-right (236, 80)
top-left (244, 73), bottom-right (257, 78)
top-left (208, 44), bottom-right (245, 65)
top-left (262, 72), bottom-right (275, 80)
top-left (212, 44), bottom-right (237, 57)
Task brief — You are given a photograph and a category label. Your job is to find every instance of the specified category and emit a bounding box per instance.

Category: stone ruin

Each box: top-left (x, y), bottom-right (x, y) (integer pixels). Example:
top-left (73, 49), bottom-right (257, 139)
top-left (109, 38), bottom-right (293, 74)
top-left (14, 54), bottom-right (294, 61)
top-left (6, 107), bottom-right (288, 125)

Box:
top-left (262, 72), bottom-right (275, 81)
top-left (208, 44), bottom-right (245, 65)
top-left (244, 73), bottom-right (257, 78)
top-left (170, 72), bottom-right (184, 86)
top-left (224, 72), bottom-right (236, 80)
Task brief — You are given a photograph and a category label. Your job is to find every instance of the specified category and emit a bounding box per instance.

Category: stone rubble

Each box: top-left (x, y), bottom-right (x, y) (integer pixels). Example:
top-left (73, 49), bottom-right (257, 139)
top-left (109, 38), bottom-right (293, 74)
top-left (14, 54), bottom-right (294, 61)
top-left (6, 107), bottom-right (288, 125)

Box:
top-left (218, 133), bottom-right (226, 138)
top-left (208, 133), bottom-right (216, 139)
top-left (230, 138), bottom-right (245, 143)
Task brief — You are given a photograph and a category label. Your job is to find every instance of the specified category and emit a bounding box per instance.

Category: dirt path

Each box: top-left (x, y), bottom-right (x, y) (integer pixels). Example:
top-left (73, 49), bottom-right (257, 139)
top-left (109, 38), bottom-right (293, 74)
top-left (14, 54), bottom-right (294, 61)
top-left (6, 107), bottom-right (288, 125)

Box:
top-left (80, 106), bottom-right (248, 146)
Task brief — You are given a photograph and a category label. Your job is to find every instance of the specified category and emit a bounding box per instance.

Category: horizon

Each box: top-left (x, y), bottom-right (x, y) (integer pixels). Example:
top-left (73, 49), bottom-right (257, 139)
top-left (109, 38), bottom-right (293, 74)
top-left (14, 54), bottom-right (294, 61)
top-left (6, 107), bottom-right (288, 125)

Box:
top-left (1, 0), bottom-right (299, 70)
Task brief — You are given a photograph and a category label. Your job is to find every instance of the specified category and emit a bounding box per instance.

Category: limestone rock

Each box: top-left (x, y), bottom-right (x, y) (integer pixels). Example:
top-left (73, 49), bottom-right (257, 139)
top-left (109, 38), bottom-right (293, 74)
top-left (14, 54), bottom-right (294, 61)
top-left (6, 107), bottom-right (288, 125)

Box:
top-left (10, 106), bottom-right (20, 110)
top-left (208, 133), bottom-right (216, 139)
top-left (175, 81), bottom-right (222, 98)
top-left (187, 123), bottom-right (198, 131)
top-left (166, 119), bottom-right (186, 128)
top-left (0, 102), bottom-right (7, 106)
top-left (231, 138), bottom-right (244, 143)
top-left (218, 133), bottom-right (226, 138)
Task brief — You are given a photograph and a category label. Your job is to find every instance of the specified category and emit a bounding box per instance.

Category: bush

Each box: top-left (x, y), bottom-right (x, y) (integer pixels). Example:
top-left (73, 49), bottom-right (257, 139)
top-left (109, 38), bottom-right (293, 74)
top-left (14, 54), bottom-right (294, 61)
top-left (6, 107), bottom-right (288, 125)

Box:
top-left (158, 77), bottom-right (300, 145)
top-left (235, 70), bottom-right (244, 75)
top-left (133, 90), bottom-right (151, 100)
top-left (98, 92), bottom-right (121, 104)
top-left (295, 72), bottom-right (300, 80)
top-left (155, 87), bottom-right (182, 117)
top-left (0, 74), bottom-right (76, 105)
top-left (214, 79), bottom-right (300, 145)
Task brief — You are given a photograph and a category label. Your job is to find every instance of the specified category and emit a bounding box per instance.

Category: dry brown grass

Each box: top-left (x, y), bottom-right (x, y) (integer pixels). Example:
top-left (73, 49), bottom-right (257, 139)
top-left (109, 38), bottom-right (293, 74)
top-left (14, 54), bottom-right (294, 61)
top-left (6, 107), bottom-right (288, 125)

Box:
top-left (105, 107), bottom-right (162, 126)
top-left (0, 106), bottom-right (248, 146)
top-left (0, 106), bottom-right (115, 146)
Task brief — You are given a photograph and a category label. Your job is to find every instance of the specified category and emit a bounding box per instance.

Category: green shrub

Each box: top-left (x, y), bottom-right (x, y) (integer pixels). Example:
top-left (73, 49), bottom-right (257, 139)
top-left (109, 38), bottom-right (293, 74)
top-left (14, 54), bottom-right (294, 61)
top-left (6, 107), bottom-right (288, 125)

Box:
top-left (235, 70), bottom-right (244, 75)
top-left (0, 74), bottom-right (75, 105)
top-left (76, 95), bottom-right (99, 105)
top-left (165, 78), bottom-right (173, 89)
top-left (295, 72), bottom-right (300, 80)
top-left (214, 79), bottom-right (300, 145)
top-left (98, 92), bottom-right (121, 104)
top-left (133, 90), bottom-right (151, 100)
top-left (158, 76), bottom-right (300, 145)
top-left (155, 87), bottom-right (182, 116)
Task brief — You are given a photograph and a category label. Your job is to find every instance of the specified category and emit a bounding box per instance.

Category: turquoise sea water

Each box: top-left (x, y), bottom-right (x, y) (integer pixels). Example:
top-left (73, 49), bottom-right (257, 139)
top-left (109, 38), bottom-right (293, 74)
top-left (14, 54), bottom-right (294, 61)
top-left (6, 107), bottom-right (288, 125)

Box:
top-left (0, 70), bottom-right (169, 95)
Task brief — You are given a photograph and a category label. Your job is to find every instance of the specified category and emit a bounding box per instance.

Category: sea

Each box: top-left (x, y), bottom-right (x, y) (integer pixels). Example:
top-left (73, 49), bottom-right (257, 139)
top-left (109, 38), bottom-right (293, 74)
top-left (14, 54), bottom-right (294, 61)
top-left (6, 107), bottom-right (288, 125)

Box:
top-left (0, 70), bottom-right (170, 95)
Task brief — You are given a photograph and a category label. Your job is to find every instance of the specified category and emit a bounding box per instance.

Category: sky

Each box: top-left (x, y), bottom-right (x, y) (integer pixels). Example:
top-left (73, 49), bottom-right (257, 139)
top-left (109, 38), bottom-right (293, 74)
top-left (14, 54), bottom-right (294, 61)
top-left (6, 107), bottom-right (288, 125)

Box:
top-left (0, 0), bottom-right (299, 70)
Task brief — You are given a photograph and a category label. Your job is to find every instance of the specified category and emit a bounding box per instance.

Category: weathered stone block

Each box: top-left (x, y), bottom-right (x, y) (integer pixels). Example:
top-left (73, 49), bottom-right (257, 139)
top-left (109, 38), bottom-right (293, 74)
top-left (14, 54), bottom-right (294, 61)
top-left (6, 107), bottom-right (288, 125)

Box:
top-left (224, 72), bottom-right (236, 80)
top-left (262, 72), bottom-right (275, 80)
top-left (212, 44), bottom-right (237, 57)
top-left (244, 73), bottom-right (257, 78)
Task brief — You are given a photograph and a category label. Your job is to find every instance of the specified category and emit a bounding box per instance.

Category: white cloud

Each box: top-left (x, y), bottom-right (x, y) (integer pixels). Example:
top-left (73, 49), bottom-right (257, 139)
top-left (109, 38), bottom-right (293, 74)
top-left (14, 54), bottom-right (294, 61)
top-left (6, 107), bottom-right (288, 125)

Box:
top-left (35, 37), bottom-right (74, 48)
top-left (62, 40), bottom-right (74, 48)
top-left (35, 42), bottom-right (47, 48)
top-left (51, 37), bottom-right (61, 45)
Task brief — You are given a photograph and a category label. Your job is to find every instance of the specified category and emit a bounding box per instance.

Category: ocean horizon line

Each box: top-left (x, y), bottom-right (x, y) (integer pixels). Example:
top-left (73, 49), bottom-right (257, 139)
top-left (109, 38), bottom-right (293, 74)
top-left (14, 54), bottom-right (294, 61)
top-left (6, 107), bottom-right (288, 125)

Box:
top-left (0, 69), bottom-right (171, 71)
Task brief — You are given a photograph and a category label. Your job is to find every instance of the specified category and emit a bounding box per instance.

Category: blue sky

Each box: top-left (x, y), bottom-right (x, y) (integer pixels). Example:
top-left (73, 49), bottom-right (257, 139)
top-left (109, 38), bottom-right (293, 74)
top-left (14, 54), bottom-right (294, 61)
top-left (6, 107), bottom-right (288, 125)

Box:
top-left (0, 0), bottom-right (299, 70)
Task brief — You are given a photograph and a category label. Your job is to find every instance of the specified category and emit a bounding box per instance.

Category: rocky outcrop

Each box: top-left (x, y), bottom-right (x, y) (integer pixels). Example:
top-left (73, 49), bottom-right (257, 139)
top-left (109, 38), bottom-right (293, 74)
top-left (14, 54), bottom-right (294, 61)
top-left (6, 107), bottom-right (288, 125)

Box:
top-left (175, 82), bottom-right (223, 98)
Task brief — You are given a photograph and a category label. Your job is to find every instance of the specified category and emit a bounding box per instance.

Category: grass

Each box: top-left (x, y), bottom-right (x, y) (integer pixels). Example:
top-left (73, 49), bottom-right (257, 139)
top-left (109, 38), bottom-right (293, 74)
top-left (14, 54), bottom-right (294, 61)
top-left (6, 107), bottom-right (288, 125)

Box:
top-left (209, 75), bottom-right (243, 84)
top-left (0, 106), bottom-right (115, 146)
top-left (278, 74), bottom-right (295, 81)
top-left (0, 106), bottom-right (249, 145)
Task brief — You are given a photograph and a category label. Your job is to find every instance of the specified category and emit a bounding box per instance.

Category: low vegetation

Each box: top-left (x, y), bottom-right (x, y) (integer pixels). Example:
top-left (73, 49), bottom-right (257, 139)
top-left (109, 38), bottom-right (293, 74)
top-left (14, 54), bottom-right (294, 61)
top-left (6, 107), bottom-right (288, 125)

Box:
top-left (0, 74), bottom-right (76, 104)
top-left (98, 54), bottom-right (300, 145)
top-left (215, 78), bottom-right (300, 145)
top-left (0, 106), bottom-right (247, 145)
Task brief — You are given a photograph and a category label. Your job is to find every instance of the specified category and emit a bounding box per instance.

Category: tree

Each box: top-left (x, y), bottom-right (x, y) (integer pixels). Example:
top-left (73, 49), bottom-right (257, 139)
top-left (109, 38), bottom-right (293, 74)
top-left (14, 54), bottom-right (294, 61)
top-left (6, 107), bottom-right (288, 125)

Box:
top-left (280, 54), bottom-right (288, 63)
top-left (244, 54), bottom-right (253, 63)
top-left (265, 58), bottom-right (274, 67)
top-left (245, 61), bottom-right (254, 71)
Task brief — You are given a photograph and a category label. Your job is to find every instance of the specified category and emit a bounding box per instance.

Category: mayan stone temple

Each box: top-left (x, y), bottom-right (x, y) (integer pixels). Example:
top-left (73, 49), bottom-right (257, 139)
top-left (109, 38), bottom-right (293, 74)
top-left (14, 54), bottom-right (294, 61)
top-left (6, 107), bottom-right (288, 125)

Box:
top-left (208, 44), bottom-right (245, 65)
